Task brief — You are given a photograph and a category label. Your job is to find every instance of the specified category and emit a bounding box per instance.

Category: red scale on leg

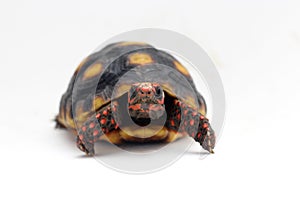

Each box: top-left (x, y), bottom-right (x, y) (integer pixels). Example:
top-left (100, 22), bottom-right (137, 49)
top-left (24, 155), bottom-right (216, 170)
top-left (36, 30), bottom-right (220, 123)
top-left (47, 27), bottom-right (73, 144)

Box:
top-left (166, 99), bottom-right (216, 154)
top-left (197, 133), bottom-right (202, 139)
top-left (89, 122), bottom-right (95, 129)
top-left (100, 118), bottom-right (106, 124)
top-left (184, 109), bottom-right (188, 115)
top-left (76, 102), bottom-right (120, 155)
top-left (103, 110), bottom-right (108, 116)
top-left (170, 119), bottom-right (175, 126)
top-left (190, 119), bottom-right (195, 126)
top-left (93, 129), bottom-right (99, 136)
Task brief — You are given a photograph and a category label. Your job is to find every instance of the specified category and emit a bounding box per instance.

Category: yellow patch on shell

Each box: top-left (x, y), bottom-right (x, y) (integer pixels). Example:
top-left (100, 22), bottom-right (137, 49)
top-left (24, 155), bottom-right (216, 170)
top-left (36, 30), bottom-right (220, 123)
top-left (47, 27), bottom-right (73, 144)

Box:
top-left (93, 96), bottom-right (105, 111)
top-left (149, 128), bottom-right (170, 141)
top-left (99, 130), bottom-right (123, 145)
top-left (74, 101), bottom-right (90, 127)
top-left (199, 104), bottom-right (206, 116)
top-left (118, 41), bottom-right (148, 46)
top-left (174, 61), bottom-right (190, 76)
top-left (83, 63), bottom-right (103, 80)
top-left (185, 96), bottom-right (197, 109)
top-left (114, 84), bottom-right (131, 98)
top-left (128, 53), bottom-right (153, 65)
top-left (119, 126), bottom-right (168, 142)
top-left (160, 83), bottom-right (174, 95)
top-left (164, 130), bottom-right (184, 143)
top-left (75, 57), bottom-right (88, 74)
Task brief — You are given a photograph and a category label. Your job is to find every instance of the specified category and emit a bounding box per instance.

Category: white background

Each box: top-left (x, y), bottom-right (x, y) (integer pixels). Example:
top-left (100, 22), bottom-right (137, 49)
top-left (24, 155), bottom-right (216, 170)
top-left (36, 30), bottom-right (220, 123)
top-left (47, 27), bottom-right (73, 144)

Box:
top-left (0, 0), bottom-right (300, 199)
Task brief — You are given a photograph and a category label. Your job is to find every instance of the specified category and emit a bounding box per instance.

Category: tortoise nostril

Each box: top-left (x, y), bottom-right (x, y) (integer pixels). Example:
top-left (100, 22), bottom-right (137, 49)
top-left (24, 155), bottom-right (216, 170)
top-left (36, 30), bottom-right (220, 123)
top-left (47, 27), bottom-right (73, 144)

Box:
top-left (147, 91), bottom-right (151, 95)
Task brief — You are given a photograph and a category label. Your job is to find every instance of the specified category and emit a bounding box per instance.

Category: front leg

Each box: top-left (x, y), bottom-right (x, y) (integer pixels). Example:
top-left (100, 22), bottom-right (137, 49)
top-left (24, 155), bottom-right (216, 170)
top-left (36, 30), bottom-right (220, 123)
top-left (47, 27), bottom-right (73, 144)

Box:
top-left (166, 100), bottom-right (216, 153)
top-left (76, 102), bottom-right (120, 155)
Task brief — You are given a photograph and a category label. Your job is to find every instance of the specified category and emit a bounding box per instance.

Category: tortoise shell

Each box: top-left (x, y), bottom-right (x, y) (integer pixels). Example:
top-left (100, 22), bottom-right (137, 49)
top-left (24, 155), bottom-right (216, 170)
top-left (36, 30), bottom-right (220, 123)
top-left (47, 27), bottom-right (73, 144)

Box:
top-left (56, 41), bottom-right (207, 132)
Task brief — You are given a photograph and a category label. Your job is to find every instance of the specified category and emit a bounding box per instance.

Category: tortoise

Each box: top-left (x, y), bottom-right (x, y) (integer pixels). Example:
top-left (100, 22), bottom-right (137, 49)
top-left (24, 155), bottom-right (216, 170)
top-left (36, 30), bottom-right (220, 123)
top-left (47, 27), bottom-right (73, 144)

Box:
top-left (55, 41), bottom-right (216, 155)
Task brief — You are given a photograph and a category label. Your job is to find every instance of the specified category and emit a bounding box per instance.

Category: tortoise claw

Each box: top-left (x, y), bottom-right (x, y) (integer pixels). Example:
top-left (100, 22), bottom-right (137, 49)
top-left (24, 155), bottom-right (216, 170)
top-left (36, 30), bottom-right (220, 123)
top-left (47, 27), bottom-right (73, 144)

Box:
top-left (76, 136), bottom-right (95, 156)
top-left (201, 131), bottom-right (216, 154)
top-left (85, 150), bottom-right (95, 156)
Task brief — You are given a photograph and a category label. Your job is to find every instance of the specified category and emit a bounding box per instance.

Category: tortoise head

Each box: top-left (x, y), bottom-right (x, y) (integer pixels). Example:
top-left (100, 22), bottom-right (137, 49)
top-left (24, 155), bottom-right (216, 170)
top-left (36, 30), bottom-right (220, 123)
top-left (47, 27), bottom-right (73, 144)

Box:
top-left (128, 82), bottom-right (165, 120)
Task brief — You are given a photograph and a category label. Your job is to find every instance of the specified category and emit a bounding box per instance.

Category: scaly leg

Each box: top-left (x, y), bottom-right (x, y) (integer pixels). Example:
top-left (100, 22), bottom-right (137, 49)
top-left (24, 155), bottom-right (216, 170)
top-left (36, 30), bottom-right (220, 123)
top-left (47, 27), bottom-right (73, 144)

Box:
top-left (166, 99), bottom-right (216, 153)
top-left (76, 102), bottom-right (120, 155)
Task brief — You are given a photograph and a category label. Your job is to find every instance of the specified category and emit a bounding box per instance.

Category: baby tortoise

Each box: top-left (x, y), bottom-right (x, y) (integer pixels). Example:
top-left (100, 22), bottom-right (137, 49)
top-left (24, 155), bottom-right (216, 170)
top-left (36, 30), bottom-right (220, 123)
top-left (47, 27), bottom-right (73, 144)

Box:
top-left (55, 41), bottom-right (216, 155)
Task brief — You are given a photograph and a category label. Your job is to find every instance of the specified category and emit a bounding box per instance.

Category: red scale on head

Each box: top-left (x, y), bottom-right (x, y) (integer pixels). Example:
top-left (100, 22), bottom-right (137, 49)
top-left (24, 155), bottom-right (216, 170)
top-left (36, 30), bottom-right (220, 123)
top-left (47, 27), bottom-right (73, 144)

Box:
top-left (141, 87), bottom-right (150, 93)
top-left (127, 82), bottom-right (165, 121)
top-left (81, 126), bottom-right (87, 132)
top-left (96, 113), bottom-right (101, 119)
